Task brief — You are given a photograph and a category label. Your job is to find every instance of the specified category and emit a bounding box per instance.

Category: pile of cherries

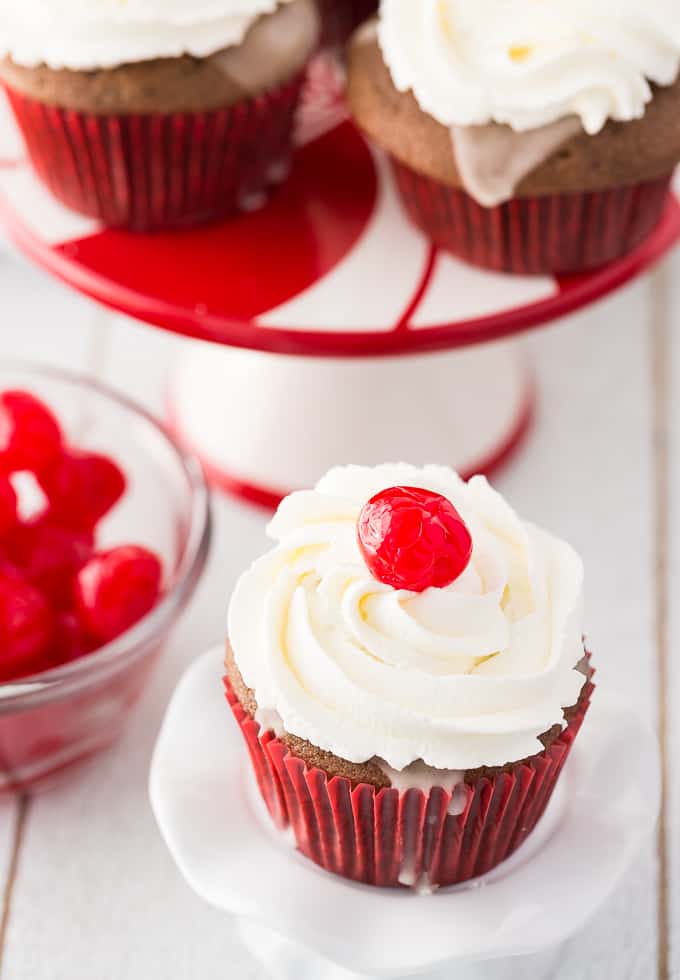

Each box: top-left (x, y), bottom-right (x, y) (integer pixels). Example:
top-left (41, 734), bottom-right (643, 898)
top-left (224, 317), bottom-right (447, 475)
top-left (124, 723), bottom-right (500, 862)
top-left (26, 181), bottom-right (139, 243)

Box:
top-left (0, 390), bottom-right (163, 683)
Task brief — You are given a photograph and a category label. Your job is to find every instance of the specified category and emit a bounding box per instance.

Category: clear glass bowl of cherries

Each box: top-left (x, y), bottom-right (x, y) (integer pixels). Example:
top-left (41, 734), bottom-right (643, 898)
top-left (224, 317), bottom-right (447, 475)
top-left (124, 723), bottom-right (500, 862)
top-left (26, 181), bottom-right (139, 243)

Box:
top-left (0, 365), bottom-right (210, 791)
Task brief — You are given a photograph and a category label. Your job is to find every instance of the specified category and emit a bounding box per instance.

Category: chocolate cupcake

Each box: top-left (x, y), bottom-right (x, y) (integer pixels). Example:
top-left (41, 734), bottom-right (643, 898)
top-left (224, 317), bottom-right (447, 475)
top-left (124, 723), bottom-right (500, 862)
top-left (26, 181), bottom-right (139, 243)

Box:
top-left (0, 0), bottom-right (320, 230)
top-left (347, 3), bottom-right (680, 275)
top-left (226, 464), bottom-right (593, 889)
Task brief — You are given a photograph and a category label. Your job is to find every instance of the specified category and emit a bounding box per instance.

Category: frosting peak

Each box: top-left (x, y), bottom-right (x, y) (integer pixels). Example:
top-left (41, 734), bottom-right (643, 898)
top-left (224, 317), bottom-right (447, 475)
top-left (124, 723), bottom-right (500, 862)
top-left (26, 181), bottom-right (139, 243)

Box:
top-left (378, 0), bottom-right (680, 134)
top-left (0, 0), bottom-right (294, 70)
top-left (229, 464), bottom-right (586, 772)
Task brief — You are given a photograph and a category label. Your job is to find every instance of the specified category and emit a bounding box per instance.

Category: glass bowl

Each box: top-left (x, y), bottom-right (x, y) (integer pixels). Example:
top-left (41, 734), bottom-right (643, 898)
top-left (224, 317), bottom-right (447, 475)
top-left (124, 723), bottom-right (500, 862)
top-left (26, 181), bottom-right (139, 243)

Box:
top-left (0, 364), bottom-right (211, 792)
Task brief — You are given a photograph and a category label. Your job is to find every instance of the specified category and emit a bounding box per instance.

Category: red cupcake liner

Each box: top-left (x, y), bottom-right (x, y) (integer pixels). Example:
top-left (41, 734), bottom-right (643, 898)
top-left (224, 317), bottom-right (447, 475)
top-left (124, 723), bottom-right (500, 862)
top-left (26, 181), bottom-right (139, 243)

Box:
top-left (391, 158), bottom-right (673, 275)
top-left (317, 0), bottom-right (379, 47)
top-left (3, 73), bottom-right (306, 231)
top-left (225, 672), bottom-right (594, 889)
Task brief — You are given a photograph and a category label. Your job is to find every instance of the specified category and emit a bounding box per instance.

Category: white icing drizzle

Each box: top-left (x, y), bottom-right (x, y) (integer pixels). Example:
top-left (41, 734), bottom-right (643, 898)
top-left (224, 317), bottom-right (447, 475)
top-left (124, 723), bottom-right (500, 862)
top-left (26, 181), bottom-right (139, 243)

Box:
top-left (377, 759), bottom-right (464, 796)
top-left (210, 0), bottom-right (319, 95)
top-left (398, 843), bottom-right (422, 889)
top-left (448, 783), bottom-right (468, 817)
top-left (255, 706), bottom-right (285, 738)
top-left (449, 116), bottom-right (582, 207)
top-left (378, 760), bottom-right (466, 891)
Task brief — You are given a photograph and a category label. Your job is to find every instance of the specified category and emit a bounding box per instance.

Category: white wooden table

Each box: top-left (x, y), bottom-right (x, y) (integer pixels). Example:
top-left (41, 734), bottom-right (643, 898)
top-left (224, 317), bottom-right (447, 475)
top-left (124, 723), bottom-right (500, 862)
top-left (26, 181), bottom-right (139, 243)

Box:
top-left (0, 242), bottom-right (675, 979)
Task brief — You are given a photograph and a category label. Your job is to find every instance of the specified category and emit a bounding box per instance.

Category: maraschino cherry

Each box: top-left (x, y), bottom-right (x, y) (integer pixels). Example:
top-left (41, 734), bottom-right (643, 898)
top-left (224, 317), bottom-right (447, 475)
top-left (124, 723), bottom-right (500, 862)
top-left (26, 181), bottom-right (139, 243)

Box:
top-left (0, 571), bottom-right (54, 681)
top-left (0, 478), bottom-right (18, 537)
top-left (75, 546), bottom-right (162, 644)
top-left (0, 390), bottom-right (63, 474)
top-left (0, 388), bottom-right (165, 683)
top-left (38, 450), bottom-right (126, 531)
top-left (7, 519), bottom-right (94, 608)
top-left (357, 486), bottom-right (473, 593)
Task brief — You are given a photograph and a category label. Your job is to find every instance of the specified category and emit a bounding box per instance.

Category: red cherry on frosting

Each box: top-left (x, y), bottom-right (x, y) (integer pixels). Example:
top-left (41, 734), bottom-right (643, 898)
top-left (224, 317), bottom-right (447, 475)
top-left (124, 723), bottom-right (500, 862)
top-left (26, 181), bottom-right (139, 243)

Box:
top-left (357, 486), bottom-right (473, 593)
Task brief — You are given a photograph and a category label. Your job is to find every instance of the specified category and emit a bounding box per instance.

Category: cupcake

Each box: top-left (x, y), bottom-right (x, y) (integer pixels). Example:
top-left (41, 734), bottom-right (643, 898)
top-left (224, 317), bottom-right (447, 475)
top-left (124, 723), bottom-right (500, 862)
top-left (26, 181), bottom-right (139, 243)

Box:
top-left (226, 464), bottom-right (593, 890)
top-left (317, 0), bottom-right (378, 47)
top-left (347, 2), bottom-right (680, 275)
top-left (0, 0), bottom-right (320, 231)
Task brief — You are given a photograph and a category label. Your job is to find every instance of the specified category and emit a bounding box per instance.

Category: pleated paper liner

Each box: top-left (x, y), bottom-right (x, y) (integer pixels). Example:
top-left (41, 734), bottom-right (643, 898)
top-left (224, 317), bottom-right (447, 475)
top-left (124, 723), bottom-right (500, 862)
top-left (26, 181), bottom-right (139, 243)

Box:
top-left (3, 72), bottom-right (306, 232)
top-left (391, 159), bottom-right (673, 276)
top-left (226, 671), bottom-right (594, 890)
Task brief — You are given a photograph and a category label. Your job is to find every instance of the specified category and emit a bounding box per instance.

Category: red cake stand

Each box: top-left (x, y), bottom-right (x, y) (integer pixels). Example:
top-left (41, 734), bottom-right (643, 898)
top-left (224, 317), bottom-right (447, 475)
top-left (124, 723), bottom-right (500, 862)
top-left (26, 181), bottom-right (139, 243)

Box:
top-left (1, 55), bottom-right (679, 507)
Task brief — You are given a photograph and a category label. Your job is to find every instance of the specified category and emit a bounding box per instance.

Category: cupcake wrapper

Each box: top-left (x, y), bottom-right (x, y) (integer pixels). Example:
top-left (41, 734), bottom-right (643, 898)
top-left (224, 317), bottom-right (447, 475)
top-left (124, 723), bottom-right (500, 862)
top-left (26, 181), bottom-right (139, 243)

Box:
top-left (3, 73), bottom-right (305, 231)
top-left (317, 0), bottom-right (379, 47)
top-left (225, 675), bottom-right (593, 889)
top-left (391, 159), bottom-right (673, 276)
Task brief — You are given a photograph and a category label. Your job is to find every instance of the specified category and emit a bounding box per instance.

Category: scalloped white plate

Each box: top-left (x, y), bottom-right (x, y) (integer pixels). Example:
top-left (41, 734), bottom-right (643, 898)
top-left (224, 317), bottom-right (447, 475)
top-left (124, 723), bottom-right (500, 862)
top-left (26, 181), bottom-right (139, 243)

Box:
top-left (150, 647), bottom-right (660, 979)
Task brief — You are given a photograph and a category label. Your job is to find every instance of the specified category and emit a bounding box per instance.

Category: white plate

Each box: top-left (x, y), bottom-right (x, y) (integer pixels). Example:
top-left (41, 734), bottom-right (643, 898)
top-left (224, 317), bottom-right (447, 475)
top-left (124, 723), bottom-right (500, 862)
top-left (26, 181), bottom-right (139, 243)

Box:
top-left (150, 647), bottom-right (660, 979)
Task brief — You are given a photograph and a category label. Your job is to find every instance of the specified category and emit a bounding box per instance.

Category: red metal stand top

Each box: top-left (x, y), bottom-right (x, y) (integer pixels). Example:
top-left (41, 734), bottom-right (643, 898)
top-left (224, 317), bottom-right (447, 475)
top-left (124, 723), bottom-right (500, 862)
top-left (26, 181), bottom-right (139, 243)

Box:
top-left (1, 56), bottom-right (679, 358)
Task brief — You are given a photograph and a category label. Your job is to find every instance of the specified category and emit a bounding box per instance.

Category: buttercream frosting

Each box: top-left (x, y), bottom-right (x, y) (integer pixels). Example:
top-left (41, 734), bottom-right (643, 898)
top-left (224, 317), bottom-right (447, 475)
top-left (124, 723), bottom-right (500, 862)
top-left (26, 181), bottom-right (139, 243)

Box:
top-left (229, 464), bottom-right (586, 772)
top-left (378, 0), bottom-right (680, 135)
top-left (0, 0), bottom-right (296, 71)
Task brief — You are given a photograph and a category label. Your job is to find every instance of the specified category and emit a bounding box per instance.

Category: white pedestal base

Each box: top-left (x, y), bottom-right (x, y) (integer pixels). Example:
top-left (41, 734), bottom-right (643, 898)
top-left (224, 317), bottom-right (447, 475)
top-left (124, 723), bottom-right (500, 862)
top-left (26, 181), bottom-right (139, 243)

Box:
top-left (169, 341), bottom-right (532, 507)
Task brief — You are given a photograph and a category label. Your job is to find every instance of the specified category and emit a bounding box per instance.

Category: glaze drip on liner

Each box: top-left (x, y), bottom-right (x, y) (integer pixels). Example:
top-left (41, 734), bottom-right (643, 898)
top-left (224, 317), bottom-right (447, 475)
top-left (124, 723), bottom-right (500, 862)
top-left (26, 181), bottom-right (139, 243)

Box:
top-left (228, 464), bottom-right (585, 772)
top-left (450, 118), bottom-right (582, 207)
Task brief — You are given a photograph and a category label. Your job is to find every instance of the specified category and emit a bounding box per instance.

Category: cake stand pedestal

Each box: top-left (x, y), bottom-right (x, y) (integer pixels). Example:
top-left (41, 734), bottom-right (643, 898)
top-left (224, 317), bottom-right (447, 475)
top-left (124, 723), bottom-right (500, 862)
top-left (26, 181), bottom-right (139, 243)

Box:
top-left (168, 340), bottom-right (531, 507)
top-left (150, 647), bottom-right (660, 980)
top-left (1, 55), bottom-right (679, 505)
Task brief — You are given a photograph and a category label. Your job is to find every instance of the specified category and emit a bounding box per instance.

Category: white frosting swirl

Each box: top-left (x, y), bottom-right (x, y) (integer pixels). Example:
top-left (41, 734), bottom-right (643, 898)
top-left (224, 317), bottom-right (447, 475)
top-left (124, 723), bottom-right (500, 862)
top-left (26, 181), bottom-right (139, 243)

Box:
top-left (229, 464), bottom-right (586, 772)
top-left (0, 0), bottom-right (294, 70)
top-left (378, 0), bottom-right (680, 134)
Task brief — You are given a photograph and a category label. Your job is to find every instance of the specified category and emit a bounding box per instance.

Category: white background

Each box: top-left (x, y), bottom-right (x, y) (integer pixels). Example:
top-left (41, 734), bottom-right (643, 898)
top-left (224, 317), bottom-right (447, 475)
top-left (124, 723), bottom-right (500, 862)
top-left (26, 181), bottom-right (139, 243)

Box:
top-left (0, 242), bottom-right (676, 980)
